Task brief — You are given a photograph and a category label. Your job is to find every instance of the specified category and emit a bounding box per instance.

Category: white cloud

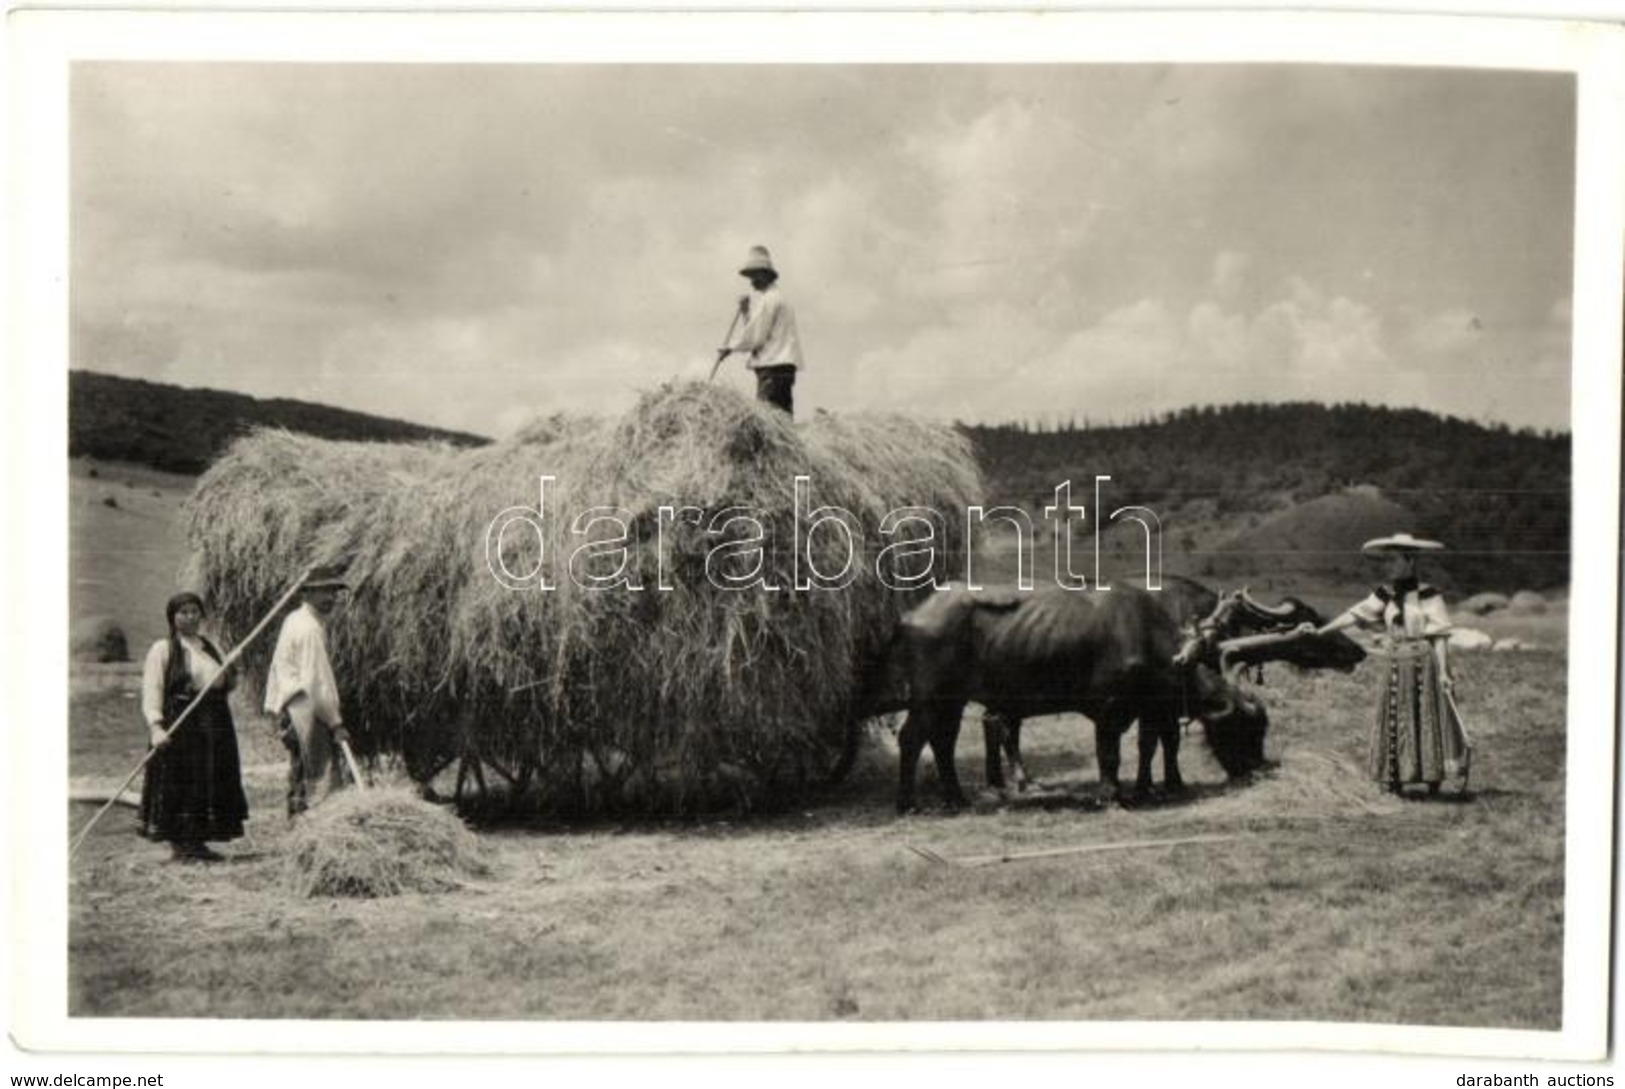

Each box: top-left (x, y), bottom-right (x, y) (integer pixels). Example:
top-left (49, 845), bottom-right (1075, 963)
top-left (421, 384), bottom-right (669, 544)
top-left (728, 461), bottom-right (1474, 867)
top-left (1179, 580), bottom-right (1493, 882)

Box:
top-left (851, 273), bottom-right (1504, 427)
top-left (70, 65), bottom-right (1577, 434)
top-left (1406, 308), bottom-right (1484, 360)
top-left (1297, 296), bottom-right (1391, 379)
top-left (1186, 301), bottom-right (1251, 370)
top-left (1210, 251), bottom-right (1251, 300)
top-left (902, 95), bottom-right (1110, 302)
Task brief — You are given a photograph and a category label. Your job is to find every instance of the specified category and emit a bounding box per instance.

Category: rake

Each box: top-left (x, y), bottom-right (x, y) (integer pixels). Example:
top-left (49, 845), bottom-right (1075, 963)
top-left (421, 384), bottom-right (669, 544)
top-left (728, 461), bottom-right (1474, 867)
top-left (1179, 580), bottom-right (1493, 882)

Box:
top-left (908, 833), bottom-right (1236, 868)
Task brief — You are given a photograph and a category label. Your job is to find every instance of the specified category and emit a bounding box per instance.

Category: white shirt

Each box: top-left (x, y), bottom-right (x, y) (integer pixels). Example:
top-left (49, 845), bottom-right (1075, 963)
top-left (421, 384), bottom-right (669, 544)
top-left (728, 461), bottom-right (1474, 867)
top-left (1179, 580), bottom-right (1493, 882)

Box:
top-left (141, 635), bottom-right (229, 728)
top-left (731, 284), bottom-right (805, 370)
top-left (263, 603), bottom-right (344, 725)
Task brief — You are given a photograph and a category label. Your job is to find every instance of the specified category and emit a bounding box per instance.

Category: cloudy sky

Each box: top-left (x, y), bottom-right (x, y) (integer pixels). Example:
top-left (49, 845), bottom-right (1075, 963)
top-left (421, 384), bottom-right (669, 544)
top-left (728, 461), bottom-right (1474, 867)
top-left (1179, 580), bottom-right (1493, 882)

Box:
top-left (70, 62), bottom-right (1575, 436)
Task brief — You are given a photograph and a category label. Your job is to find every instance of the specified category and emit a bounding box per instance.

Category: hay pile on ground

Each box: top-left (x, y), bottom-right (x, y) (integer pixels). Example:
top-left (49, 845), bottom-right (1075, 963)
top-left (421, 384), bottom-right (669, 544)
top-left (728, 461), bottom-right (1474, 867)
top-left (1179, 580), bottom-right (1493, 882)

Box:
top-left (282, 787), bottom-right (492, 898)
top-left (186, 381), bottom-right (982, 813)
top-left (1202, 749), bottom-right (1407, 819)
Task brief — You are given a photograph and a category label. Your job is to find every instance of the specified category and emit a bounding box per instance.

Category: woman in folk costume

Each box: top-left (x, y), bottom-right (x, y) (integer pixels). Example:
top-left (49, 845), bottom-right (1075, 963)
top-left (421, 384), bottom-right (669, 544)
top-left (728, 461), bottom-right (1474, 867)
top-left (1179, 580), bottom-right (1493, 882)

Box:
top-left (139, 591), bottom-right (249, 860)
top-left (1301, 534), bottom-right (1471, 796)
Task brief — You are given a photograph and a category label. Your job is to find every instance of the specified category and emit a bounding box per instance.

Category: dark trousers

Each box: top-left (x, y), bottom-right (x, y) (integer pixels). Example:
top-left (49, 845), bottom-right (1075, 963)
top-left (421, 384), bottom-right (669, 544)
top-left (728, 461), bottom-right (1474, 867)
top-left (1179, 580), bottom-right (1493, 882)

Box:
top-left (280, 708), bottom-right (346, 817)
top-left (754, 365), bottom-right (796, 417)
top-left (280, 712), bottom-right (310, 817)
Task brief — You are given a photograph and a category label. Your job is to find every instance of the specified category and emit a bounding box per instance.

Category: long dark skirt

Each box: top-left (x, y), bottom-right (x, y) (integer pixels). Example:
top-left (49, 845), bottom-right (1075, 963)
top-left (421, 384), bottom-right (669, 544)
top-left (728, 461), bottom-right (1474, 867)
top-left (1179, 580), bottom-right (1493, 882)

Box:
top-left (140, 688), bottom-right (249, 843)
top-left (1366, 638), bottom-right (1471, 788)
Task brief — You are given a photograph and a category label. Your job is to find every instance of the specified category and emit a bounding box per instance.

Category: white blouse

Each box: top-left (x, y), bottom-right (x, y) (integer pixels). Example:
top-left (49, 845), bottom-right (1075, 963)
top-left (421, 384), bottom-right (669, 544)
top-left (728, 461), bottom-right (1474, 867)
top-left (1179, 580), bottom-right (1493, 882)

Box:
top-left (1346, 584), bottom-right (1453, 641)
top-left (141, 636), bottom-right (230, 728)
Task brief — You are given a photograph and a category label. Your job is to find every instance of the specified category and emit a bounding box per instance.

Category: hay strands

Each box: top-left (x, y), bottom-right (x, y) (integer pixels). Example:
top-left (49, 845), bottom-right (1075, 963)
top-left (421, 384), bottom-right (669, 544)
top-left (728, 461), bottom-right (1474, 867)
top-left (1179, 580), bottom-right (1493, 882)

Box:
top-left (189, 382), bottom-right (983, 816)
top-left (908, 833), bottom-right (1236, 868)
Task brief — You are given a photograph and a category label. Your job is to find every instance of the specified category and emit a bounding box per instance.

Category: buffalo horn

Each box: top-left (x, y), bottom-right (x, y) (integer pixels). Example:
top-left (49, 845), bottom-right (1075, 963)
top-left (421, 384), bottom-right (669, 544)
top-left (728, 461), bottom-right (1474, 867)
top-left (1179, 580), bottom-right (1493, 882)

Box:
top-left (1218, 639), bottom-right (1262, 686)
top-left (1203, 592), bottom-right (1239, 627)
top-left (1239, 586), bottom-right (1296, 619)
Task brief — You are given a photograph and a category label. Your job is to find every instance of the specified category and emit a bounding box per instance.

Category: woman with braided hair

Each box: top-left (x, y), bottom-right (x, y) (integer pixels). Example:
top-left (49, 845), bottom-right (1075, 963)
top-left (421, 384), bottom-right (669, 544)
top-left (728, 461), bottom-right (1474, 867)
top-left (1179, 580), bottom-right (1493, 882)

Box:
top-left (1299, 534), bottom-right (1471, 797)
top-left (138, 591), bottom-right (249, 861)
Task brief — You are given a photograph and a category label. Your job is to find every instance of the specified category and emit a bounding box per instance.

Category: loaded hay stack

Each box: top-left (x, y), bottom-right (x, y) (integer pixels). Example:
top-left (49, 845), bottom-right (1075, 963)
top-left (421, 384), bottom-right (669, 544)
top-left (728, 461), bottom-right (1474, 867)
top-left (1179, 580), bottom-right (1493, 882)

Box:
top-left (185, 381), bottom-right (982, 815)
top-left (183, 430), bottom-right (473, 781)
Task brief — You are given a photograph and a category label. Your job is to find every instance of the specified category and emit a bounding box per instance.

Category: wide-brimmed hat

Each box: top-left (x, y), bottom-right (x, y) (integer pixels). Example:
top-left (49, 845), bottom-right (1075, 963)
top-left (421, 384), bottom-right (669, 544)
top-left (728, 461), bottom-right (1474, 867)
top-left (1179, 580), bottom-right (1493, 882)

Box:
top-left (738, 245), bottom-right (777, 278)
top-left (303, 562), bottom-right (351, 591)
top-left (1361, 532), bottom-right (1445, 554)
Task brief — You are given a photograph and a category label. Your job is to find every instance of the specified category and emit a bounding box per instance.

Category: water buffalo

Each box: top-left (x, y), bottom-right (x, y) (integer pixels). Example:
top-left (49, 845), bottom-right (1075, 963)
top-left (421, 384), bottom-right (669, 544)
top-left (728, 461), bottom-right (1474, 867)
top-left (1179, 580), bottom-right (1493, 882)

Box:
top-left (982, 576), bottom-right (1364, 793)
top-left (879, 583), bottom-right (1269, 813)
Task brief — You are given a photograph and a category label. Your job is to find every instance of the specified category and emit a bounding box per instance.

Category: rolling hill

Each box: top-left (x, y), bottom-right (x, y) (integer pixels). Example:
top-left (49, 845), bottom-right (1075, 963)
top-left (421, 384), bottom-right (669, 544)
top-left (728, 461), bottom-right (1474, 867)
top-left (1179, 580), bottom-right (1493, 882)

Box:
top-left (70, 370), bottom-right (488, 474)
top-left (68, 371), bottom-right (493, 651)
top-left (963, 403), bottom-right (1569, 594)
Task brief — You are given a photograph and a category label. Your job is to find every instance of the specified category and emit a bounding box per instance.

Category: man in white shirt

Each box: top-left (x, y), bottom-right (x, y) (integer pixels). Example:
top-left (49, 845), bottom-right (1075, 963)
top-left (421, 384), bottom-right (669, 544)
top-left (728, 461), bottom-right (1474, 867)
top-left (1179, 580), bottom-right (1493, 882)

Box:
top-left (264, 564), bottom-right (352, 817)
top-left (717, 245), bottom-right (805, 416)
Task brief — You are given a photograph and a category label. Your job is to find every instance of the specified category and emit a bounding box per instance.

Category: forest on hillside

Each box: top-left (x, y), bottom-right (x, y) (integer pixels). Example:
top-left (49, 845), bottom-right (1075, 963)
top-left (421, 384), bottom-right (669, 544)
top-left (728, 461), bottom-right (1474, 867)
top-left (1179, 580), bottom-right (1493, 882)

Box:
top-left (963, 403), bottom-right (1571, 591)
top-left (69, 370), bottom-right (488, 474)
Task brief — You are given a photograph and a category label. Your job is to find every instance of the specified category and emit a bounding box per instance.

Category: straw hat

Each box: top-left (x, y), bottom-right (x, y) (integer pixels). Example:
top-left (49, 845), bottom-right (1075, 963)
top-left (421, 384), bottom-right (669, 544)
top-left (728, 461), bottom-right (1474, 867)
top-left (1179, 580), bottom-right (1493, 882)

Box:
top-left (738, 245), bottom-right (777, 277)
top-left (1361, 532), bottom-right (1445, 554)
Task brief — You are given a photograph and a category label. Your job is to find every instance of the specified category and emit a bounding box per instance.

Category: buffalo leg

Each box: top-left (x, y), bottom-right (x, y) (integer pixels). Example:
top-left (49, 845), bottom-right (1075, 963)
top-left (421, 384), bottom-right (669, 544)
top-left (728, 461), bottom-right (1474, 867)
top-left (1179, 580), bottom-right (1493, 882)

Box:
top-left (1003, 716), bottom-right (1029, 790)
top-left (1246, 715), bottom-right (1270, 773)
top-left (927, 704), bottom-right (969, 811)
top-left (983, 714), bottom-right (1006, 791)
top-left (1094, 715), bottom-right (1130, 801)
top-left (896, 710), bottom-right (930, 814)
top-left (983, 712), bottom-right (1029, 792)
top-left (1132, 718), bottom-right (1158, 800)
top-left (1151, 711), bottom-right (1186, 795)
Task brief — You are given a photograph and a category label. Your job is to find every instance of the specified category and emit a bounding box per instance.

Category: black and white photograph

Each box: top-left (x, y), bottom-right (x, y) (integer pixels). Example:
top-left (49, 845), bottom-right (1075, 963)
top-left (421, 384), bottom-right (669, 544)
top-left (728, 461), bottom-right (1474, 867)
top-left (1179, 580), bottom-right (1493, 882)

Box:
top-left (8, 6), bottom-right (1625, 1084)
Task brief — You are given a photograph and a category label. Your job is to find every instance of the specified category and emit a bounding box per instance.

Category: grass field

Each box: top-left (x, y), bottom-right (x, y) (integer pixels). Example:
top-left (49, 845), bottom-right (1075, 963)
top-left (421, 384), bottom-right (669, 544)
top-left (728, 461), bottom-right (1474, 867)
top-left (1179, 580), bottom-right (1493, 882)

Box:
top-left (68, 651), bottom-right (1566, 1024)
top-left (70, 457), bottom-right (196, 654)
top-left (64, 462), bottom-right (1570, 1026)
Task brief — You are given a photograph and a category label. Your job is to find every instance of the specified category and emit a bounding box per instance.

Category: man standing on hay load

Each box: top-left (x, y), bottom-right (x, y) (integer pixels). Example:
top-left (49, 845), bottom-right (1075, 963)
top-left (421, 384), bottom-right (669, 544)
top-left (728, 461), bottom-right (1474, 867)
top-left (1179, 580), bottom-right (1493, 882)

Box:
top-left (716, 244), bottom-right (804, 417)
top-left (265, 563), bottom-right (354, 818)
